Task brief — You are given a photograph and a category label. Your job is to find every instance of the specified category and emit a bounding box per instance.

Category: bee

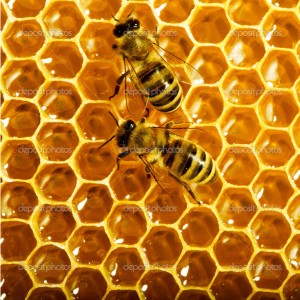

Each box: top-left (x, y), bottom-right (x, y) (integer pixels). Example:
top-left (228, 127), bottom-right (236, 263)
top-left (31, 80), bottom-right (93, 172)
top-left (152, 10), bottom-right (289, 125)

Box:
top-left (109, 14), bottom-right (201, 114)
top-left (99, 113), bottom-right (217, 204)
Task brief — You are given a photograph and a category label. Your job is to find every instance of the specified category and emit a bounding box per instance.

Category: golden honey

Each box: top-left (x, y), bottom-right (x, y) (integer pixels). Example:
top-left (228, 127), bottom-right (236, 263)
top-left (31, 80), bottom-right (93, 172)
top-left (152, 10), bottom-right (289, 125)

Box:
top-left (1, 0), bottom-right (300, 299)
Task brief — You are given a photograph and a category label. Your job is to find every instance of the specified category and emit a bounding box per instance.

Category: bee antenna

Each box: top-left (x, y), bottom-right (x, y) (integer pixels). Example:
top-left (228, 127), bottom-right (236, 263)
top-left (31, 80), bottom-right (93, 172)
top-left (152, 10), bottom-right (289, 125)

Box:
top-left (112, 15), bottom-right (120, 22)
top-left (109, 111), bottom-right (119, 128)
top-left (97, 134), bottom-right (116, 151)
top-left (127, 7), bottom-right (135, 18)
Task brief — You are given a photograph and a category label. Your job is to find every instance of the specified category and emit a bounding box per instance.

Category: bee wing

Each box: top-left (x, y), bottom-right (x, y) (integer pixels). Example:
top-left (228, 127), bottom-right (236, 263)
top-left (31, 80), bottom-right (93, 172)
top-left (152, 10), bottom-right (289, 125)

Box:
top-left (139, 155), bottom-right (200, 204)
top-left (150, 41), bottom-right (204, 85)
top-left (123, 58), bottom-right (150, 118)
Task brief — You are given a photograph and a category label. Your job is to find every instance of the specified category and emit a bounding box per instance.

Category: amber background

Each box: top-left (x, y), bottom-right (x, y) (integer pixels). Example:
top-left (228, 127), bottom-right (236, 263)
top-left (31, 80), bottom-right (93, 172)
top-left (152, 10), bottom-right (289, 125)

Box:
top-left (0, 0), bottom-right (300, 299)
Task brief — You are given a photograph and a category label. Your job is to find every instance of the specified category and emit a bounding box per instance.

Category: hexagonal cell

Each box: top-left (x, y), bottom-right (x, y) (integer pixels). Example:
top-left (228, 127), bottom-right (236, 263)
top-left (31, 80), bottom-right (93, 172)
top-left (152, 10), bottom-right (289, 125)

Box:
top-left (36, 204), bottom-right (76, 242)
top-left (193, 176), bottom-right (223, 205)
top-left (77, 103), bottom-right (117, 140)
top-left (105, 290), bottom-right (139, 300)
top-left (1, 140), bottom-right (40, 180)
top-left (28, 287), bottom-right (67, 300)
top-left (179, 207), bottom-right (219, 247)
top-left (222, 69), bottom-right (265, 105)
top-left (4, 0), bottom-right (45, 17)
top-left (72, 183), bottom-right (113, 223)
top-left (293, 116), bottom-right (300, 148)
top-left (29, 245), bottom-right (71, 284)
top-left (3, 20), bottom-right (45, 57)
top-left (287, 195), bottom-right (300, 230)
top-left (35, 164), bottom-right (76, 201)
top-left (177, 290), bottom-right (210, 300)
top-left (80, 22), bottom-right (115, 60)
top-left (69, 226), bottom-right (110, 264)
top-left (228, 0), bottom-right (269, 25)
top-left (183, 86), bottom-right (223, 124)
top-left (104, 247), bottom-right (144, 286)
top-left (118, 3), bottom-right (158, 33)
top-left (1, 221), bottom-right (37, 261)
top-left (110, 161), bottom-right (151, 201)
top-left (1, 100), bottom-right (40, 137)
top-left (252, 170), bottom-right (294, 209)
top-left (251, 211), bottom-right (291, 249)
top-left (225, 29), bottom-right (265, 67)
top-left (2, 60), bottom-right (45, 98)
top-left (263, 11), bottom-right (300, 48)
top-left (189, 6), bottom-right (231, 43)
top-left (214, 231), bottom-right (253, 267)
top-left (142, 226), bottom-right (182, 266)
top-left (42, 1), bottom-right (84, 39)
top-left (76, 142), bottom-right (116, 181)
top-left (79, 0), bottom-right (121, 20)
top-left (41, 42), bottom-right (83, 78)
top-left (250, 292), bottom-right (281, 300)
top-left (1, 2), bottom-right (7, 30)
top-left (211, 272), bottom-right (252, 300)
top-left (261, 50), bottom-right (299, 88)
top-left (216, 188), bottom-right (257, 228)
top-left (188, 46), bottom-right (227, 84)
top-left (108, 204), bottom-right (147, 244)
top-left (218, 147), bottom-right (259, 185)
top-left (144, 185), bottom-right (187, 224)
top-left (255, 130), bottom-right (295, 167)
top-left (1, 181), bottom-right (38, 220)
top-left (285, 234), bottom-right (300, 270)
top-left (289, 155), bottom-right (300, 189)
top-left (65, 268), bottom-right (107, 299)
top-left (157, 26), bottom-right (193, 63)
top-left (153, 0), bottom-right (194, 23)
top-left (78, 61), bottom-right (121, 100)
top-left (259, 91), bottom-right (299, 127)
top-left (176, 251), bottom-right (216, 287)
top-left (250, 252), bottom-right (288, 289)
top-left (36, 122), bottom-right (79, 161)
top-left (140, 270), bottom-right (179, 300)
top-left (38, 81), bottom-right (81, 120)
top-left (1, 264), bottom-right (33, 299)
top-left (283, 274), bottom-right (300, 300)
top-left (220, 107), bottom-right (261, 144)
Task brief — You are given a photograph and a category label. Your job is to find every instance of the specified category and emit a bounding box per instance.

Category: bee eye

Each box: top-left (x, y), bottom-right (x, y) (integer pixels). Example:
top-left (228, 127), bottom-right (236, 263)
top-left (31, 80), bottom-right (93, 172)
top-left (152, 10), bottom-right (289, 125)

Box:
top-left (125, 120), bottom-right (136, 131)
top-left (131, 19), bottom-right (140, 29)
top-left (113, 25), bottom-right (125, 38)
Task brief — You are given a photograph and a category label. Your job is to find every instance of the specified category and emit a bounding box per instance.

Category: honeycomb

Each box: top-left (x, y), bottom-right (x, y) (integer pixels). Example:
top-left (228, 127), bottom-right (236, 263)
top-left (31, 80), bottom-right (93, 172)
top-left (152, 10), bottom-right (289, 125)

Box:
top-left (0, 0), bottom-right (300, 299)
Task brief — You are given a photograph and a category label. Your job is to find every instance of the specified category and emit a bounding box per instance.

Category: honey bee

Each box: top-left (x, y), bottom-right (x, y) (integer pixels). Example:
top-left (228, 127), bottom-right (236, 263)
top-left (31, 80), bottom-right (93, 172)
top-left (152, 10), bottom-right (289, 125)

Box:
top-left (99, 113), bottom-right (217, 204)
top-left (109, 14), bottom-right (201, 114)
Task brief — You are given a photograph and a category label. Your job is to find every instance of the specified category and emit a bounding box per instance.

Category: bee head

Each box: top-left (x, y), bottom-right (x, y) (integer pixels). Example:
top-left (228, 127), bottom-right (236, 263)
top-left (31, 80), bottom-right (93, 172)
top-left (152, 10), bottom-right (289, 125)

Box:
top-left (113, 18), bottom-right (140, 38)
top-left (117, 120), bottom-right (136, 147)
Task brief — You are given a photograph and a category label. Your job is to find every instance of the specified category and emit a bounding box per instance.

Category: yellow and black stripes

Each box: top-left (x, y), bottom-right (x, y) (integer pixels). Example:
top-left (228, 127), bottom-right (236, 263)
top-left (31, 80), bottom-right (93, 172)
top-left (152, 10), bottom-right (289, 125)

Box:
top-left (137, 62), bottom-right (182, 112)
top-left (163, 140), bottom-right (216, 184)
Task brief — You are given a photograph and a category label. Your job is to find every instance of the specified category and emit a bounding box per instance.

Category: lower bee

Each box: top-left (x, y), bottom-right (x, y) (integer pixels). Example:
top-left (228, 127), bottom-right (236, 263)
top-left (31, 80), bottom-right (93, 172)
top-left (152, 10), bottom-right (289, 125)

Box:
top-left (109, 13), bottom-right (201, 115)
top-left (99, 113), bottom-right (217, 204)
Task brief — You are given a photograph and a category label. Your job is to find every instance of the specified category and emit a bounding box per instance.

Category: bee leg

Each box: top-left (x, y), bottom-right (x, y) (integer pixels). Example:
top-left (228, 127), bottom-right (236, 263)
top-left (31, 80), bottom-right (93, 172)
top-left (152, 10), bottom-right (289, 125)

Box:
top-left (166, 121), bottom-right (174, 129)
top-left (154, 25), bottom-right (159, 45)
top-left (109, 70), bottom-right (130, 100)
top-left (145, 166), bottom-right (151, 179)
top-left (117, 150), bottom-right (129, 170)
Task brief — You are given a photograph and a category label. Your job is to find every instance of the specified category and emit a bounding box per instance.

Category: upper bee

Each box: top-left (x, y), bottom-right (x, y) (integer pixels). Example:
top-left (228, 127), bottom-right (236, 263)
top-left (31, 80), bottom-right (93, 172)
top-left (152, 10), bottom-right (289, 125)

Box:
top-left (113, 18), bottom-right (140, 38)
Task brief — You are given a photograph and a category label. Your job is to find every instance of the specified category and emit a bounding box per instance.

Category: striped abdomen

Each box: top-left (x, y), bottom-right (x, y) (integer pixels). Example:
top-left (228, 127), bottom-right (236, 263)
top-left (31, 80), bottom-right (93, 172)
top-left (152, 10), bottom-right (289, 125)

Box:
top-left (138, 62), bottom-right (182, 112)
top-left (163, 140), bottom-right (216, 184)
